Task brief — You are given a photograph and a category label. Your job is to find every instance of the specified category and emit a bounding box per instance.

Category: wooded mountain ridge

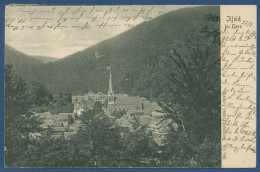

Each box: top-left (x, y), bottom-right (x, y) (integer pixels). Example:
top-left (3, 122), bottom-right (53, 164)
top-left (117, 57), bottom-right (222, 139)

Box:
top-left (5, 6), bottom-right (219, 100)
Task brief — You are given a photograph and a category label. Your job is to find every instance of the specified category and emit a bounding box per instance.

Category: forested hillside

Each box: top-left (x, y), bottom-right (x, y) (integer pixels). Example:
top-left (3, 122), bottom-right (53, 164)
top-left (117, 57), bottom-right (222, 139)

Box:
top-left (5, 6), bottom-right (219, 100)
top-left (5, 44), bottom-right (43, 78)
top-left (31, 56), bottom-right (59, 64)
top-left (5, 45), bottom-right (58, 79)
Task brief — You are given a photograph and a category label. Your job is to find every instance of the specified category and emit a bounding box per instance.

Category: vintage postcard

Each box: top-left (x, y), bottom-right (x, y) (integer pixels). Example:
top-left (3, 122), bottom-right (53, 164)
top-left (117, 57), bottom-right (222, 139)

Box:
top-left (3, 4), bottom-right (256, 168)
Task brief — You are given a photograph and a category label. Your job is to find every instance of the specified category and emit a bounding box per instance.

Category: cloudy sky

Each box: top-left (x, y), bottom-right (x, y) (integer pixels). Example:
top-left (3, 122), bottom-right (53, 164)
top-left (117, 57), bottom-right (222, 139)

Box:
top-left (5, 5), bottom-right (195, 58)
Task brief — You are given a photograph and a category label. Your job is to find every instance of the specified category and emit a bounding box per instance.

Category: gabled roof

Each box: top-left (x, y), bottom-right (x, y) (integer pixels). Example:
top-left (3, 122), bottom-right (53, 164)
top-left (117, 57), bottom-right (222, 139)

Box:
top-left (116, 118), bottom-right (134, 131)
top-left (152, 103), bottom-right (162, 111)
top-left (120, 114), bottom-right (129, 120)
top-left (88, 91), bottom-right (95, 95)
top-left (120, 120), bottom-right (134, 131)
top-left (40, 123), bottom-right (50, 129)
top-left (97, 92), bottom-right (104, 95)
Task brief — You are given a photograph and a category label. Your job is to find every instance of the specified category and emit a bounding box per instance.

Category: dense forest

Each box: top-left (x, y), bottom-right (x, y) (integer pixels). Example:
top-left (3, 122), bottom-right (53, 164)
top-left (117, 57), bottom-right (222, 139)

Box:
top-left (4, 6), bottom-right (221, 168)
top-left (5, 63), bottom-right (220, 167)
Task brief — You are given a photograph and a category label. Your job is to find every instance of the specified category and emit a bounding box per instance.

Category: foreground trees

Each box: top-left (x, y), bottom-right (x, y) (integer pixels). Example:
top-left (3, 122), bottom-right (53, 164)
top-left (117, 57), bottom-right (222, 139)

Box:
top-left (158, 15), bottom-right (221, 167)
top-left (4, 65), bottom-right (73, 167)
top-left (5, 64), bottom-right (42, 167)
top-left (70, 104), bottom-right (158, 167)
top-left (5, 74), bottom-right (158, 168)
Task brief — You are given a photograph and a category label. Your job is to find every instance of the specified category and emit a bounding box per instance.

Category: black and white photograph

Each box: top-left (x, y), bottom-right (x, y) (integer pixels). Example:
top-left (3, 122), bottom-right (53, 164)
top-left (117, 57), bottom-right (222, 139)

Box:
top-left (4, 5), bottom-right (221, 168)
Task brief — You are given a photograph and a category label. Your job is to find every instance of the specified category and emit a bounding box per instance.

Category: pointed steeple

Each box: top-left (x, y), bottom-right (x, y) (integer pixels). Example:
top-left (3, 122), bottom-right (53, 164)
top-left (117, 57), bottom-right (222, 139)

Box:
top-left (107, 64), bottom-right (114, 95)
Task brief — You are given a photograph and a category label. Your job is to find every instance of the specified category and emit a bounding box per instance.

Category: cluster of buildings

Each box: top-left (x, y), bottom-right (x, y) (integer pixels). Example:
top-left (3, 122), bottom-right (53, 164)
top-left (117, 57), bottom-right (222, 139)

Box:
top-left (34, 65), bottom-right (177, 145)
top-left (71, 65), bottom-right (178, 145)
top-left (34, 112), bottom-right (81, 140)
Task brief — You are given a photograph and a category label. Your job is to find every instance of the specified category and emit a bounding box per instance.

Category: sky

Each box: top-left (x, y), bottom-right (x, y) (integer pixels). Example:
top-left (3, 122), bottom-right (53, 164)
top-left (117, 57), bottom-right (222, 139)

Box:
top-left (5, 5), bottom-right (196, 58)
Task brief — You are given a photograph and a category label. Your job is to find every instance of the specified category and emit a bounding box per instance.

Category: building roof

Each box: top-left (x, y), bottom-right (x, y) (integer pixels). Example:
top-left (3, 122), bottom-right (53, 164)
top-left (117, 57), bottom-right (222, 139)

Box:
top-left (139, 116), bottom-right (153, 126)
top-left (172, 122), bottom-right (178, 130)
top-left (116, 118), bottom-right (124, 126)
top-left (116, 118), bottom-right (134, 131)
top-left (121, 120), bottom-right (134, 131)
top-left (68, 127), bottom-right (78, 132)
top-left (119, 113), bottom-right (135, 123)
top-left (158, 123), bottom-right (170, 134)
top-left (97, 92), bottom-right (104, 95)
top-left (59, 113), bottom-right (74, 116)
top-left (41, 119), bottom-right (53, 127)
top-left (115, 96), bottom-right (141, 105)
top-left (35, 112), bottom-right (52, 118)
top-left (74, 105), bottom-right (84, 112)
top-left (52, 127), bottom-right (66, 132)
top-left (151, 111), bottom-right (165, 118)
top-left (58, 113), bottom-right (74, 120)
top-left (152, 132), bottom-right (163, 145)
top-left (152, 103), bottom-right (163, 111)
top-left (88, 91), bottom-right (95, 95)
top-left (40, 123), bottom-right (50, 129)
top-left (147, 118), bottom-right (163, 129)
top-left (120, 113), bottom-right (130, 120)
top-left (52, 121), bottom-right (63, 127)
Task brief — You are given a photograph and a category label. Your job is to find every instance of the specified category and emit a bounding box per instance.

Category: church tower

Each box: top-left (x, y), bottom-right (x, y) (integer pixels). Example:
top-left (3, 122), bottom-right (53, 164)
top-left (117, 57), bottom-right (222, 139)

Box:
top-left (107, 64), bottom-right (115, 106)
top-left (108, 64), bottom-right (114, 96)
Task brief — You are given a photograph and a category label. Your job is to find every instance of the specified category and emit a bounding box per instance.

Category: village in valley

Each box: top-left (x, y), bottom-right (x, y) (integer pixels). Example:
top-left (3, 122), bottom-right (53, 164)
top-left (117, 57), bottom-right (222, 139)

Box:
top-left (34, 65), bottom-right (177, 145)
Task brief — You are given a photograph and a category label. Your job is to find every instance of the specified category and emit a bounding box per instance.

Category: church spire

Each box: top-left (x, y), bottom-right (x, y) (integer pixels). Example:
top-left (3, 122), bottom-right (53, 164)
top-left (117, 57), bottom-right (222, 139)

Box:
top-left (107, 64), bottom-right (114, 95)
